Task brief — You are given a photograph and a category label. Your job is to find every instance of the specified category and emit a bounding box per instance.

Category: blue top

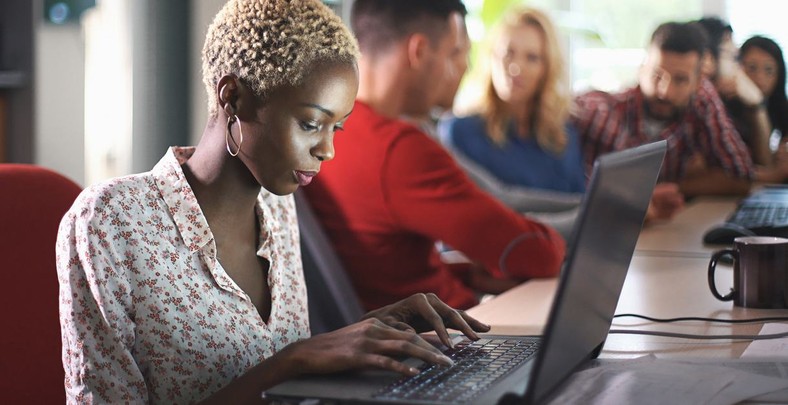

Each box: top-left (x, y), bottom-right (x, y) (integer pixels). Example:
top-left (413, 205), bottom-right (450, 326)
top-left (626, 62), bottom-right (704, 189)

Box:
top-left (441, 114), bottom-right (586, 193)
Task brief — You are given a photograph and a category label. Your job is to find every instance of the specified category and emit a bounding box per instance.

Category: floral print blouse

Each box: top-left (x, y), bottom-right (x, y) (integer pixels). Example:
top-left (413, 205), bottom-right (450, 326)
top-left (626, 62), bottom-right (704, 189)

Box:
top-left (56, 147), bottom-right (310, 404)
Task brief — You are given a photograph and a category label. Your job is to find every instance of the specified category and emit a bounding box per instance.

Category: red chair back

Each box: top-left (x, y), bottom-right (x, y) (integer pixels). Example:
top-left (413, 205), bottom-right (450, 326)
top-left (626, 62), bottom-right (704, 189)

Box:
top-left (0, 164), bottom-right (81, 404)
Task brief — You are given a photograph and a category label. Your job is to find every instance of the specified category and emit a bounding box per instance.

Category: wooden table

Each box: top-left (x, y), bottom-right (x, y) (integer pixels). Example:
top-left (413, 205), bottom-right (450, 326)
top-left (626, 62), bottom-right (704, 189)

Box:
top-left (467, 197), bottom-right (788, 360)
top-left (633, 196), bottom-right (737, 258)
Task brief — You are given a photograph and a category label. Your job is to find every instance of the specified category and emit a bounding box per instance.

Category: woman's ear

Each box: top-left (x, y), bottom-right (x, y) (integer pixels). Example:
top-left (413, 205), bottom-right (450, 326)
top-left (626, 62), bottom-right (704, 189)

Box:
top-left (216, 74), bottom-right (240, 117)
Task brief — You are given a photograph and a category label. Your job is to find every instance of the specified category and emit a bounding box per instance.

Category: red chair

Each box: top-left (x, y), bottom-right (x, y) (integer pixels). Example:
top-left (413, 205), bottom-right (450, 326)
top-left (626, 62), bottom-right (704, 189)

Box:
top-left (0, 164), bottom-right (81, 404)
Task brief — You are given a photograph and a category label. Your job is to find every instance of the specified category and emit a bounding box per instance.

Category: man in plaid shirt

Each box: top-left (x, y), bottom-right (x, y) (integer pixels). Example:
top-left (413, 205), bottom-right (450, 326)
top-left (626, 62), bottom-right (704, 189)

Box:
top-left (573, 21), bottom-right (754, 221)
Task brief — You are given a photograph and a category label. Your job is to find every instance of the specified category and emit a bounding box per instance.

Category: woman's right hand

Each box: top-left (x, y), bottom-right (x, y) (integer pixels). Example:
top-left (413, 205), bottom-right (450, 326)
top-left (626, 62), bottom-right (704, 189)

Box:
top-left (204, 318), bottom-right (454, 404)
top-left (281, 318), bottom-right (455, 377)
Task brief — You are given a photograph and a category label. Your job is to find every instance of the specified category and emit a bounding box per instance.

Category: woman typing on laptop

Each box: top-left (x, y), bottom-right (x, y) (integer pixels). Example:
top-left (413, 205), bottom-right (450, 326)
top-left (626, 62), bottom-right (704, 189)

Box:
top-left (56, 1), bottom-right (489, 403)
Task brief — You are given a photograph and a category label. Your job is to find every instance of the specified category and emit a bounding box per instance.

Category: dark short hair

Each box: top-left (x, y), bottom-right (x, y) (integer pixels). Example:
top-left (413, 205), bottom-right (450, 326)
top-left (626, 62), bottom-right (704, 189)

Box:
top-left (695, 17), bottom-right (733, 62)
top-left (351, 0), bottom-right (467, 56)
top-left (649, 21), bottom-right (709, 58)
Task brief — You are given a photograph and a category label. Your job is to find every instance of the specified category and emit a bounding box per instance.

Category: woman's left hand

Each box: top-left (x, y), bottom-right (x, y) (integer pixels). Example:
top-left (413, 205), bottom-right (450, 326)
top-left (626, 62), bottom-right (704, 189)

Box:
top-left (361, 293), bottom-right (491, 348)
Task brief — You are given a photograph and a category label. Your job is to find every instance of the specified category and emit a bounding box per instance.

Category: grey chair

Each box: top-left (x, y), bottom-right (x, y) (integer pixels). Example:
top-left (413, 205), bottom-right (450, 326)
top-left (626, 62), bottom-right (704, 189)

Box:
top-left (294, 190), bottom-right (365, 334)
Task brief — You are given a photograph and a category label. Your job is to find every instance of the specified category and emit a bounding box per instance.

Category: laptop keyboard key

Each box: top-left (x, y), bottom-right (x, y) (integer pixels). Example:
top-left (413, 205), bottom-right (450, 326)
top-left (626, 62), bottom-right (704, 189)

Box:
top-left (374, 337), bottom-right (540, 403)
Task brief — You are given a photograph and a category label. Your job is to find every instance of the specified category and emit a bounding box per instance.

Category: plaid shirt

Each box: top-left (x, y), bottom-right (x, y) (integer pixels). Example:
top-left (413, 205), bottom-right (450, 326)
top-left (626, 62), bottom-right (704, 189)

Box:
top-left (572, 79), bottom-right (754, 182)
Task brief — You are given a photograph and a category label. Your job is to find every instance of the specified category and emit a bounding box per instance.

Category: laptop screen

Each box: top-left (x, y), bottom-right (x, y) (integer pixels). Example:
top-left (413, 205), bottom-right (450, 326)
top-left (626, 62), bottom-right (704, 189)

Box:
top-left (527, 140), bottom-right (666, 404)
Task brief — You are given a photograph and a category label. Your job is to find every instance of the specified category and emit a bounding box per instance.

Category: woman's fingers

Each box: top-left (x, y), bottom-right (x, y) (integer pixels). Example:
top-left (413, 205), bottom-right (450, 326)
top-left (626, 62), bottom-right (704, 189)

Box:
top-left (407, 294), bottom-right (454, 347)
top-left (366, 320), bottom-right (442, 356)
top-left (437, 307), bottom-right (489, 341)
top-left (359, 354), bottom-right (420, 376)
top-left (422, 294), bottom-right (490, 344)
top-left (365, 333), bottom-right (454, 367)
top-left (389, 320), bottom-right (416, 333)
top-left (292, 317), bottom-right (474, 377)
top-left (459, 310), bottom-right (492, 333)
top-left (362, 293), bottom-right (492, 351)
top-left (374, 314), bottom-right (416, 333)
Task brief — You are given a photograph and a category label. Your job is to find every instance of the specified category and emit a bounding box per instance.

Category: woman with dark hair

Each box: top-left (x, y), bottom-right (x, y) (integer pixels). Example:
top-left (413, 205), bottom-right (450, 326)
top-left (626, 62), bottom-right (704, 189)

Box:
top-left (740, 35), bottom-right (788, 141)
top-left (696, 17), bottom-right (773, 167)
top-left (695, 18), bottom-right (788, 182)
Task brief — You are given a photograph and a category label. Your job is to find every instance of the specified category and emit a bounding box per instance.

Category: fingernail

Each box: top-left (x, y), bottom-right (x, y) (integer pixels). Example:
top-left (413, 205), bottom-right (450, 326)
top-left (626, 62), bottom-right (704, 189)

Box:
top-left (438, 354), bottom-right (455, 367)
top-left (409, 367), bottom-right (419, 375)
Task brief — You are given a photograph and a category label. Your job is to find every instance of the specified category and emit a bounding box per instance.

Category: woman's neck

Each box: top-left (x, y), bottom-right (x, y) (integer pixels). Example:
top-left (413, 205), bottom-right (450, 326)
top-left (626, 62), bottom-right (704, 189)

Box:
top-left (508, 100), bottom-right (534, 138)
top-left (183, 119), bottom-right (260, 232)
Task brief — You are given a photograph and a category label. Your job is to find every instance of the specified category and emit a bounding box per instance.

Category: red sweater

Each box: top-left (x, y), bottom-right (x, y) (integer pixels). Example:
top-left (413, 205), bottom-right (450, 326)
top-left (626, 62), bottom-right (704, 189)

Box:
top-left (304, 101), bottom-right (566, 310)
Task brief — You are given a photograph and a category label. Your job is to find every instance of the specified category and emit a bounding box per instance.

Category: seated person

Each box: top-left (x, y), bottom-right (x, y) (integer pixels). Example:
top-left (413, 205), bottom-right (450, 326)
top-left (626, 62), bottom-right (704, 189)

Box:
top-left (695, 17), bottom-right (788, 182)
top-left (56, 1), bottom-right (489, 403)
top-left (439, 7), bottom-right (585, 239)
top-left (739, 35), bottom-right (788, 181)
top-left (573, 21), bottom-right (755, 199)
top-left (303, 0), bottom-right (566, 312)
top-left (402, 10), bottom-right (580, 239)
top-left (405, 11), bottom-right (471, 135)
top-left (740, 36), bottom-right (788, 142)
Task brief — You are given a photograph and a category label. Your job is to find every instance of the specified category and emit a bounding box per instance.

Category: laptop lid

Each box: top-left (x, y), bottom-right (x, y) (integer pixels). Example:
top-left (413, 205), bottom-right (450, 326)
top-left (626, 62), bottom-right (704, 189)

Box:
top-left (264, 140), bottom-right (667, 404)
top-left (524, 140), bottom-right (666, 404)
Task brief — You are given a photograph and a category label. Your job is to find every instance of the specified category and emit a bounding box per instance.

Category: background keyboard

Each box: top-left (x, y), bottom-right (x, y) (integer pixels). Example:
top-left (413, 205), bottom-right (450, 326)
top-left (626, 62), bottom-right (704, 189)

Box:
top-left (726, 187), bottom-right (788, 238)
top-left (729, 203), bottom-right (788, 229)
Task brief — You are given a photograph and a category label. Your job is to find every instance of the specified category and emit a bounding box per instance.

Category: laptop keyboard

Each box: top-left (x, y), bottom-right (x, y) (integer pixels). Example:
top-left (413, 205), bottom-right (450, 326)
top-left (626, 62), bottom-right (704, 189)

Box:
top-left (721, 187), bottom-right (788, 239)
top-left (373, 337), bottom-right (540, 403)
top-left (729, 202), bottom-right (788, 229)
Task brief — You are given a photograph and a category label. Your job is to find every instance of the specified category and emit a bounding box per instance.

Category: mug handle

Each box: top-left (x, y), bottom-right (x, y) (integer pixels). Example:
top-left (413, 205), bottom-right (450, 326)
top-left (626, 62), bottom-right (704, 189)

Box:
top-left (708, 249), bottom-right (736, 301)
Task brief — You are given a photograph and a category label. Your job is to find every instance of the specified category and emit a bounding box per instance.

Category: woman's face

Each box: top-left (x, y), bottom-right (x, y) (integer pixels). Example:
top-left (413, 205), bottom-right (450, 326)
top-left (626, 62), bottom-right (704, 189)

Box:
top-left (741, 46), bottom-right (779, 98)
top-left (240, 61), bottom-right (359, 196)
top-left (490, 23), bottom-right (546, 106)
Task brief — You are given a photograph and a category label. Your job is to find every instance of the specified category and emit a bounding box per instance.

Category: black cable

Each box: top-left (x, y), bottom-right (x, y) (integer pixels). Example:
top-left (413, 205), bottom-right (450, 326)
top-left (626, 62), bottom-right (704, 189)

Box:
top-left (608, 329), bottom-right (788, 340)
top-left (613, 313), bottom-right (788, 324)
top-left (611, 313), bottom-right (788, 340)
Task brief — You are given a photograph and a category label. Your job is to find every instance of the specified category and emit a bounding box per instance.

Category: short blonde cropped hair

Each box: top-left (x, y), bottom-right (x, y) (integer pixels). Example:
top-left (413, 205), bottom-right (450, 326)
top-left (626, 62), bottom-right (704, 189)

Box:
top-left (202, 0), bottom-right (360, 116)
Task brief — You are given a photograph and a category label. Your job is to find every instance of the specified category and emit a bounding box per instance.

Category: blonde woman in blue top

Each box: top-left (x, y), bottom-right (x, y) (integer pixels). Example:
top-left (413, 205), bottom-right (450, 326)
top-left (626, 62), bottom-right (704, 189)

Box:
top-left (440, 7), bottom-right (585, 239)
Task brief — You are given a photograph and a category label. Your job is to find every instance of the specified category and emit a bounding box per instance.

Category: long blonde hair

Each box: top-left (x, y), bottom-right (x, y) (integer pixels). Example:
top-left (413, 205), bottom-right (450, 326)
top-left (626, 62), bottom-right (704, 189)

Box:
top-left (478, 7), bottom-right (570, 154)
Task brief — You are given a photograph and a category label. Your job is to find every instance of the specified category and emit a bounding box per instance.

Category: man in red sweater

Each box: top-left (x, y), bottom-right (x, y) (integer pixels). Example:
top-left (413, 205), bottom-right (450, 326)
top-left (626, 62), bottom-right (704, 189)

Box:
top-left (303, 0), bottom-right (566, 311)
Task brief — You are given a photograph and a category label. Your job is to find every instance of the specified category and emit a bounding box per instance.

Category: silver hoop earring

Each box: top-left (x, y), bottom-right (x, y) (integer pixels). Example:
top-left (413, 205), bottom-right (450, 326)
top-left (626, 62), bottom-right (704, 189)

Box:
top-left (225, 114), bottom-right (244, 157)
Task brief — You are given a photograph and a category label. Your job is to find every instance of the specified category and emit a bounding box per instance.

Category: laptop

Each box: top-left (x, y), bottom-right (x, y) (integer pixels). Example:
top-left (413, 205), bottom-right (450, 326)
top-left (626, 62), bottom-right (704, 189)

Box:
top-left (265, 140), bottom-right (667, 405)
top-left (702, 185), bottom-right (788, 244)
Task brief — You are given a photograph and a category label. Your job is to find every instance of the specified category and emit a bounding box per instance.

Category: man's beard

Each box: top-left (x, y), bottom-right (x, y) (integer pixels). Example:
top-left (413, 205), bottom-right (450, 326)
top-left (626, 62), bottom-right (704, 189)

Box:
top-left (644, 97), bottom-right (685, 121)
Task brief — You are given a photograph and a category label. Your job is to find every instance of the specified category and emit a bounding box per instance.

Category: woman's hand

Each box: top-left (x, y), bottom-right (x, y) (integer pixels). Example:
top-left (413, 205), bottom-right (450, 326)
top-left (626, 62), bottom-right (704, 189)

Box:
top-left (209, 318), bottom-right (461, 403)
top-left (361, 293), bottom-right (491, 349)
top-left (260, 294), bottom-right (490, 394)
top-left (282, 318), bottom-right (455, 377)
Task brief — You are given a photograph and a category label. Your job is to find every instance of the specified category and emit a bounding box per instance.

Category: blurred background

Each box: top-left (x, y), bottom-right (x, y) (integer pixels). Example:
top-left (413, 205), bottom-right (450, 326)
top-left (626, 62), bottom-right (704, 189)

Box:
top-left (0, 0), bottom-right (785, 186)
